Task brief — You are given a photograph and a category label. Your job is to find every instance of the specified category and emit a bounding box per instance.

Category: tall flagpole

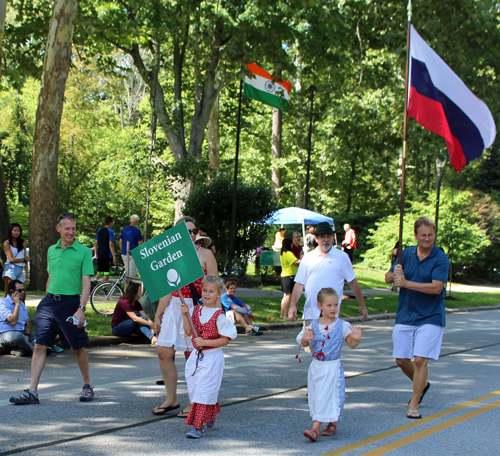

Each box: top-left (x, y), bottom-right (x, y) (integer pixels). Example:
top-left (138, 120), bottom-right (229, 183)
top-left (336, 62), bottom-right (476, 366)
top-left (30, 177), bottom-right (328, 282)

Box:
top-left (304, 85), bottom-right (317, 210)
top-left (228, 78), bottom-right (243, 274)
top-left (398, 0), bottom-right (412, 264)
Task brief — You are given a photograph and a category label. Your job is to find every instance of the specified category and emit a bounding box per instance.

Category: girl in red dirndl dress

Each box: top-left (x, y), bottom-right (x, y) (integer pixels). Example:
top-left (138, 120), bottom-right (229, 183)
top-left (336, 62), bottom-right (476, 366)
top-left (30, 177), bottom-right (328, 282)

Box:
top-left (181, 275), bottom-right (237, 438)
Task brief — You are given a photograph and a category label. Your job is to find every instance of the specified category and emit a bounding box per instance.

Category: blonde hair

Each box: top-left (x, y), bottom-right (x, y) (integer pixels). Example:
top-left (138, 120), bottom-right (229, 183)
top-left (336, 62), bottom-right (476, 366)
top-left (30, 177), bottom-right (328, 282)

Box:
top-left (203, 274), bottom-right (225, 293)
top-left (317, 287), bottom-right (338, 318)
top-left (317, 287), bottom-right (338, 304)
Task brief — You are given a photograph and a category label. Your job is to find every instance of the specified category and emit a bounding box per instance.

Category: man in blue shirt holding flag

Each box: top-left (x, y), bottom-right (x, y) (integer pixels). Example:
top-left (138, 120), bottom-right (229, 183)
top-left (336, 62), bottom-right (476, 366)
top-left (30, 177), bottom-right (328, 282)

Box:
top-left (385, 217), bottom-right (449, 420)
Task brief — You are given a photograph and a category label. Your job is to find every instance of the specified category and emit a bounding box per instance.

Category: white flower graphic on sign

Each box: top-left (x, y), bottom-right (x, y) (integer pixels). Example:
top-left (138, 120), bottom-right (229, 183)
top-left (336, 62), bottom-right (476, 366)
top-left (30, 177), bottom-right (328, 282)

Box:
top-left (167, 269), bottom-right (181, 287)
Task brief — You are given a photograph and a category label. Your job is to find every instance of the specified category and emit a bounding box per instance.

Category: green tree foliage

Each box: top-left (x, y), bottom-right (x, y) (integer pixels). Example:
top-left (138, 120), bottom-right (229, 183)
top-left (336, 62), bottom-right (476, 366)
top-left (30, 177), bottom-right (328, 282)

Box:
top-left (362, 190), bottom-right (491, 281)
top-left (55, 62), bottom-right (175, 239)
top-left (0, 0), bottom-right (53, 90)
top-left (1, 0), bottom-right (499, 284)
top-left (183, 174), bottom-right (279, 274)
top-left (0, 81), bottom-right (38, 205)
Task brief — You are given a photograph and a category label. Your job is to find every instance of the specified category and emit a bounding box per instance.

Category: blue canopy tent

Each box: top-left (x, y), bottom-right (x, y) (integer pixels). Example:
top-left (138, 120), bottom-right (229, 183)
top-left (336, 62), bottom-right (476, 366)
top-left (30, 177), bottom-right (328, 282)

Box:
top-left (259, 207), bottom-right (335, 266)
top-left (266, 207), bottom-right (335, 248)
top-left (266, 207), bottom-right (334, 228)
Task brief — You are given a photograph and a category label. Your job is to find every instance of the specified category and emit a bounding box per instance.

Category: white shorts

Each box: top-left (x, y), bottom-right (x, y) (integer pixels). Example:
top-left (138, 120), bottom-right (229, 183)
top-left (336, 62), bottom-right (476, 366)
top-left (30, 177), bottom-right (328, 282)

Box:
top-left (392, 324), bottom-right (444, 361)
top-left (2, 264), bottom-right (25, 281)
top-left (156, 296), bottom-right (194, 352)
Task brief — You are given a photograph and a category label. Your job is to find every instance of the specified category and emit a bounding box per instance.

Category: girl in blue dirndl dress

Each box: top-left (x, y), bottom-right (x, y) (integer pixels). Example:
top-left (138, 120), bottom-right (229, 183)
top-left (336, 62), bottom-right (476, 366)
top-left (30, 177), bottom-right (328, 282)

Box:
top-left (297, 287), bottom-right (362, 441)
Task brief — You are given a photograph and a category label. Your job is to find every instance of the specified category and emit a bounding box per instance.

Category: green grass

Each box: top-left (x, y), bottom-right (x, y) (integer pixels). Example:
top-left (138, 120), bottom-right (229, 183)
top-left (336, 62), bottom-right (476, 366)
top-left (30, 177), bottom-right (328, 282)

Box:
top-left (26, 290), bottom-right (46, 296)
top-left (26, 307), bottom-right (113, 338)
top-left (353, 265), bottom-right (388, 289)
top-left (244, 296), bottom-right (306, 322)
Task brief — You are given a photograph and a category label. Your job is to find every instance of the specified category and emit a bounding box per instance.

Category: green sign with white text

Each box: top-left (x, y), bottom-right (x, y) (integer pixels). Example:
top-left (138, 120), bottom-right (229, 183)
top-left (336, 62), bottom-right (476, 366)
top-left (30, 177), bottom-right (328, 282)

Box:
top-left (131, 222), bottom-right (204, 302)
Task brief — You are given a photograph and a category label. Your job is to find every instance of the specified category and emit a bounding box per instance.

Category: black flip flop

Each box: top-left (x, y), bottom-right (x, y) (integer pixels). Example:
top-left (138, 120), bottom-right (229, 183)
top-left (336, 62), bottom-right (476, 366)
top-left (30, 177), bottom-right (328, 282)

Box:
top-left (419, 382), bottom-right (431, 404)
top-left (152, 404), bottom-right (180, 415)
top-left (156, 379), bottom-right (165, 385)
top-left (177, 409), bottom-right (190, 418)
top-left (408, 382), bottom-right (431, 406)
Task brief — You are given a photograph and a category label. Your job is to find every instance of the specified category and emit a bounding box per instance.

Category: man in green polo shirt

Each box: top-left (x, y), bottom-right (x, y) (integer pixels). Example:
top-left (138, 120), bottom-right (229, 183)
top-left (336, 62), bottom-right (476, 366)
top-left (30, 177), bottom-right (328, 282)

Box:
top-left (10, 213), bottom-right (95, 405)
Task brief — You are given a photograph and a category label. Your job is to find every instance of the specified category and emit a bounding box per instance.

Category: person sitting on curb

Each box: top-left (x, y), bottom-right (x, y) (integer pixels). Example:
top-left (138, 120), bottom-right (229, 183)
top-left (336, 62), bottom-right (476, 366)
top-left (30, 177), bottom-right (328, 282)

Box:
top-left (0, 280), bottom-right (36, 357)
top-left (111, 282), bottom-right (157, 345)
top-left (221, 281), bottom-right (262, 336)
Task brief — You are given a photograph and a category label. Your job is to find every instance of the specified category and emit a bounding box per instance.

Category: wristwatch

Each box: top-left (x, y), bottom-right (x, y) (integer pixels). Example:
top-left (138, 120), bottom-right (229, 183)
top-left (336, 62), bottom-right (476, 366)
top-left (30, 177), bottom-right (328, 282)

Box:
top-left (79, 305), bottom-right (86, 312)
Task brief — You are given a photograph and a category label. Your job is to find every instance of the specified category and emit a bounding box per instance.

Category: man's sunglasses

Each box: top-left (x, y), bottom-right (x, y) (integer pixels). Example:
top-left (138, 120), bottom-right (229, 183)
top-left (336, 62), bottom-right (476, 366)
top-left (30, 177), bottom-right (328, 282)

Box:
top-left (58, 212), bottom-right (76, 222)
top-left (13, 289), bottom-right (25, 293)
top-left (188, 229), bottom-right (199, 235)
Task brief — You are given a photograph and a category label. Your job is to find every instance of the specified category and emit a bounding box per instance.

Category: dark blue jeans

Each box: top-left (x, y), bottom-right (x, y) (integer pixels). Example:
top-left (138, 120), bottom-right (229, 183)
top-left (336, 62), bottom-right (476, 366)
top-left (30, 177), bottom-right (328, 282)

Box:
top-left (112, 319), bottom-right (153, 340)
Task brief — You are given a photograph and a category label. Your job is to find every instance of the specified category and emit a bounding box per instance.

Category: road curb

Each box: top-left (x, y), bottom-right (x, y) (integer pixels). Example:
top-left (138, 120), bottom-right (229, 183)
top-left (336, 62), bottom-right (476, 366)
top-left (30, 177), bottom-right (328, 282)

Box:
top-left (2, 305), bottom-right (499, 356)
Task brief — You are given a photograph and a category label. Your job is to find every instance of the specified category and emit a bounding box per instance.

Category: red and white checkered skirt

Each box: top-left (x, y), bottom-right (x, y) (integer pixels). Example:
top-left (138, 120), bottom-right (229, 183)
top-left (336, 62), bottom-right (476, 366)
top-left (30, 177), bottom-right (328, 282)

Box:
top-left (185, 402), bottom-right (221, 429)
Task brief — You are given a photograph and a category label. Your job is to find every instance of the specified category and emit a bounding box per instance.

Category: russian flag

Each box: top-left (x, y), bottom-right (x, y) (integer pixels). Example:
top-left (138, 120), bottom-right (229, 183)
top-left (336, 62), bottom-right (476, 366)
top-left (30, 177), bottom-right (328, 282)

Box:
top-left (408, 25), bottom-right (496, 172)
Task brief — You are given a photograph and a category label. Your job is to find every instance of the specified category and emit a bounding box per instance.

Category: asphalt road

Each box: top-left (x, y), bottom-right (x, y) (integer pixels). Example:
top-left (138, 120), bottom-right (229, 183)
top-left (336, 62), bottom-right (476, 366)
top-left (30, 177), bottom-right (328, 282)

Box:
top-left (1, 309), bottom-right (499, 456)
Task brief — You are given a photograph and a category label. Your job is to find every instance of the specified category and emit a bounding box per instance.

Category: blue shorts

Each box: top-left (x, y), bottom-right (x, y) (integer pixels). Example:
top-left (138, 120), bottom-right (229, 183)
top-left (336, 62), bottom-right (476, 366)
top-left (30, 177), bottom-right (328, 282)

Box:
top-left (2, 264), bottom-right (25, 281)
top-left (33, 294), bottom-right (89, 350)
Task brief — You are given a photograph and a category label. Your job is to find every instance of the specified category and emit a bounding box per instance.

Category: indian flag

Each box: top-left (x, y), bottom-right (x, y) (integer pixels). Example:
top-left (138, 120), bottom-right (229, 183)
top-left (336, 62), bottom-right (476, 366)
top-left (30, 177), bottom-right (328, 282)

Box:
top-left (243, 63), bottom-right (291, 110)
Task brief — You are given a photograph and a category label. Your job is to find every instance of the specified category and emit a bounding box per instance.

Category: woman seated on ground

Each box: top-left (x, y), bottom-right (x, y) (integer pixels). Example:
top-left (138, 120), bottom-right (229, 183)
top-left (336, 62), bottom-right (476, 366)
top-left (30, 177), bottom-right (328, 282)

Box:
top-left (111, 282), bottom-right (157, 345)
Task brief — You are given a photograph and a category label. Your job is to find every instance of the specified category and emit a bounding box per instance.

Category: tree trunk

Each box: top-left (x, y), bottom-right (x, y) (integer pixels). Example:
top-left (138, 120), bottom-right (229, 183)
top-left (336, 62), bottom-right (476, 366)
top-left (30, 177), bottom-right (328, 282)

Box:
top-left (173, 179), bottom-right (192, 221)
top-left (28, 0), bottom-right (78, 290)
top-left (107, 11), bottom-right (224, 214)
top-left (207, 93), bottom-right (220, 177)
top-left (272, 107), bottom-right (282, 195)
top-left (0, 0), bottom-right (10, 257)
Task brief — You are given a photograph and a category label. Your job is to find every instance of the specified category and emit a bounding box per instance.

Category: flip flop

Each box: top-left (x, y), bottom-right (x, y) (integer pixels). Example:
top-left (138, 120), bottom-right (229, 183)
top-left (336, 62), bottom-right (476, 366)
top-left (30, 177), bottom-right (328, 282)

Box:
top-left (407, 410), bottom-right (422, 419)
top-left (408, 382), bottom-right (431, 406)
top-left (177, 409), bottom-right (191, 418)
top-left (419, 382), bottom-right (431, 404)
top-left (156, 380), bottom-right (165, 385)
top-left (152, 404), bottom-right (180, 415)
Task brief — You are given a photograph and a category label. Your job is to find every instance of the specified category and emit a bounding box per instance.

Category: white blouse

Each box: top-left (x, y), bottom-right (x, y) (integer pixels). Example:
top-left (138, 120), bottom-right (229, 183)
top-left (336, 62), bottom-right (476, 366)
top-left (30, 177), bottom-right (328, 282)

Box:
top-left (296, 320), bottom-right (352, 345)
top-left (181, 306), bottom-right (237, 340)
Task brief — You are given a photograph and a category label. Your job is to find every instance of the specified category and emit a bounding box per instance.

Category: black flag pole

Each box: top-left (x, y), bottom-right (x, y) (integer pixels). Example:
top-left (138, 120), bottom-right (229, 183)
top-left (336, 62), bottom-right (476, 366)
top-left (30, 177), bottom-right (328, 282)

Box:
top-left (398, 0), bottom-right (412, 265)
top-left (227, 78), bottom-right (244, 275)
top-left (304, 85), bottom-right (317, 210)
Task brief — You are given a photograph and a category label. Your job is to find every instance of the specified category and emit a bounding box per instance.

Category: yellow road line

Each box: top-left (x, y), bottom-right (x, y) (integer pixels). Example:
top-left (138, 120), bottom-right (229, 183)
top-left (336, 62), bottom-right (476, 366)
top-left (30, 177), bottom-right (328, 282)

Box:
top-left (360, 399), bottom-right (500, 455)
top-left (321, 390), bottom-right (500, 456)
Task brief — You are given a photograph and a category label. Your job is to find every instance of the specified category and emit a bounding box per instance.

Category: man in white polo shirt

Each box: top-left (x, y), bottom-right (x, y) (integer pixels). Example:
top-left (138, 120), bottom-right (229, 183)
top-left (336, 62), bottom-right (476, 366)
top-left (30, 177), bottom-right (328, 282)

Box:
top-left (288, 222), bottom-right (368, 324)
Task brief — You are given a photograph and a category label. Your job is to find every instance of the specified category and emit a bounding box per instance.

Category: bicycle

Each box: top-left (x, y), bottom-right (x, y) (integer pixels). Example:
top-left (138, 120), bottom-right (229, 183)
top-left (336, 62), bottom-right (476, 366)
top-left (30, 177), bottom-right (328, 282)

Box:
top-left (89, 265), bottom-right (142, 316)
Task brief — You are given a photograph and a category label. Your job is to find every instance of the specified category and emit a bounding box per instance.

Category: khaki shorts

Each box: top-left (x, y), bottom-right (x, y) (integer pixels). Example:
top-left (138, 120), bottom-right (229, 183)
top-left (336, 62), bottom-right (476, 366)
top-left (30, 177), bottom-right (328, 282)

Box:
top-left (121, 254), bottom-right (137, 277)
